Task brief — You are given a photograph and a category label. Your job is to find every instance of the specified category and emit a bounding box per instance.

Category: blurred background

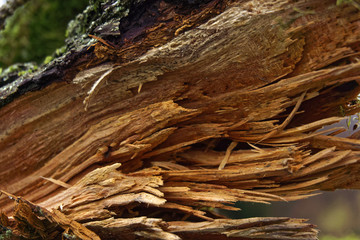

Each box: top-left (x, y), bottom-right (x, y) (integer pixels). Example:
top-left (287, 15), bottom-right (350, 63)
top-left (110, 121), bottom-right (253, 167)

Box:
top-left (0, 0), bottom-right (359, 239)
top-left (0, 0), bottom-right (88, 68)
top-left (222, 190), bottom-right (360, 240)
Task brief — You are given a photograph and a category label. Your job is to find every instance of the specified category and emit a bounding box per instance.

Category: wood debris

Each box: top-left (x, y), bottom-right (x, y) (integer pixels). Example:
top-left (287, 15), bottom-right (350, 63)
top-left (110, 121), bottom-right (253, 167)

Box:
top-left (1, 0), bottom-right (360, 239)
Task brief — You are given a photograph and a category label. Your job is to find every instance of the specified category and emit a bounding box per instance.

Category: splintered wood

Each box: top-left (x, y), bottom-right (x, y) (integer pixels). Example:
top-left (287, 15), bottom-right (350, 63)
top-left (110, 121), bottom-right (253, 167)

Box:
top-left (1, 0), bottom-right (360, 239)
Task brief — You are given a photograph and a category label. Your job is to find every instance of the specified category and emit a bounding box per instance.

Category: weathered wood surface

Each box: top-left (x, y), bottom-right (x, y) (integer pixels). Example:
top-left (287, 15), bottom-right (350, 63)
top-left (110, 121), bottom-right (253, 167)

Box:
top-left (1, 0), bottom-right (360, 239)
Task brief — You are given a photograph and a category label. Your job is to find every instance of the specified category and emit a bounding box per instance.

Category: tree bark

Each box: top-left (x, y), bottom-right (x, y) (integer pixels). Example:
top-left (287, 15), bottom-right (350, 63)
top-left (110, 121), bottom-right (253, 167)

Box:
top-left (1, 0), bottom-right (360, 239)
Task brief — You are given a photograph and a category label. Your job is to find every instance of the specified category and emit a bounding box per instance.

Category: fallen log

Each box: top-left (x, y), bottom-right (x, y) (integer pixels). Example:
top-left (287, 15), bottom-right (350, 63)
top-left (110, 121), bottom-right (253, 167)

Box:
top-left (1, 0), bottom-right (360, 239)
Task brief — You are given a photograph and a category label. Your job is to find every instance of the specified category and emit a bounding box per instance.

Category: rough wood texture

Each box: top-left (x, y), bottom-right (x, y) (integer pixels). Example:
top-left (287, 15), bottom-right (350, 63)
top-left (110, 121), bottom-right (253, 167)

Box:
top-left (1, 0), bottom-right (360, 239)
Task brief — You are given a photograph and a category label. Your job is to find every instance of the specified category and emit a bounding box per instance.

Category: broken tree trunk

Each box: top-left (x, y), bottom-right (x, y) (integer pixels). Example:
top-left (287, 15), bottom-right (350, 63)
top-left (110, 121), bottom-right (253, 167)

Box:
top-left (1, 0), bottom-right (360, 239)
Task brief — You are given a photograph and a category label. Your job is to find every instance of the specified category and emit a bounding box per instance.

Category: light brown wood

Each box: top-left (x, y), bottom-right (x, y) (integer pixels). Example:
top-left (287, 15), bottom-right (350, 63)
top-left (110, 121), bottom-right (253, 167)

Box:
top-left (1, 0), bottom-right (360, 239)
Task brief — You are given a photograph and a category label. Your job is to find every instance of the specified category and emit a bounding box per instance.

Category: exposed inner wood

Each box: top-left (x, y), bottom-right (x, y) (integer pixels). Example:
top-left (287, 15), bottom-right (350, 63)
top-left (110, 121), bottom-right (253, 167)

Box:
top-left (1, 0), bottom-right (360, 239)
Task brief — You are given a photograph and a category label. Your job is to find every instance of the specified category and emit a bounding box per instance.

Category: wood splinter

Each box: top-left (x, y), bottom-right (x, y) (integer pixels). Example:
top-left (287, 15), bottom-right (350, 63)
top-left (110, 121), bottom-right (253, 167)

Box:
top-left (40, 176), bottom-right (72, 189)
top-left (218, 141), bottom-right (238, 170)
top-left (257, 91), bottom-right (307, 143)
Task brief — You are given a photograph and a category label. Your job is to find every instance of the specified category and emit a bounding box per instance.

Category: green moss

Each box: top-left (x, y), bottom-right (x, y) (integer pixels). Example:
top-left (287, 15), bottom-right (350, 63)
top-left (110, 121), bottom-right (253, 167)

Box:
top-left (55, 46), bottom-right (67, 56)
top-left (63, 232), bottom-right (80, 240)
top-left (17, 67), bottom-right (37, 77)
top-left (0, 62), bottom-right (38, 84)
top-left (0, 229), bottom-right (14, 240)
top-left (43, 56), bottom-right (54, 65)
top-left (65, 0), bottom-right (138, 50)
